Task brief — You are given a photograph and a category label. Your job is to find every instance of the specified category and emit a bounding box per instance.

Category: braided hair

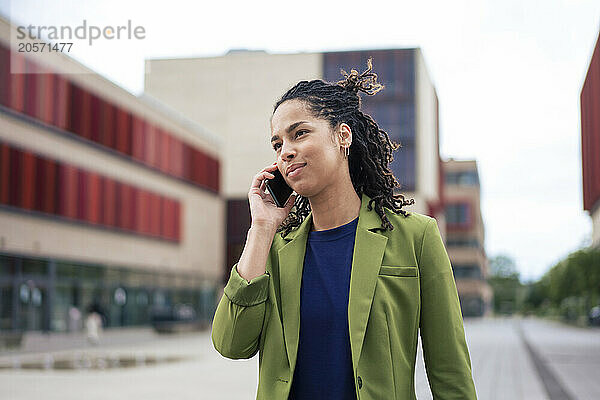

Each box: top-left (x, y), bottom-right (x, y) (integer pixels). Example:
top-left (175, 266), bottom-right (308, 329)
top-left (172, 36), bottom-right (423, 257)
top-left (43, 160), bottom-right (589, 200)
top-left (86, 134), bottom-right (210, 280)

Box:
top-left (274, 57), bottom-right (415, 238)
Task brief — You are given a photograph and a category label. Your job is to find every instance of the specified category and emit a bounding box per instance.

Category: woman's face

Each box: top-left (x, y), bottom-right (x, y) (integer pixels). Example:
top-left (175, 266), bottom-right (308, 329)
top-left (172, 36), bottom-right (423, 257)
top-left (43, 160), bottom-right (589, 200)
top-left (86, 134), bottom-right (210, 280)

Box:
top-left (270, 99), bottom-right (347, 198)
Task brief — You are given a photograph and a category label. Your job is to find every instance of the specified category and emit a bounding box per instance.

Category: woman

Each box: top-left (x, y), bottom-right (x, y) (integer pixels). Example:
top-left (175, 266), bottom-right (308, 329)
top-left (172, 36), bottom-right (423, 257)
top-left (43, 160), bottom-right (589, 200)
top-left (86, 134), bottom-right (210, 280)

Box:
top-left (211, 59), bottom-right (478, 400)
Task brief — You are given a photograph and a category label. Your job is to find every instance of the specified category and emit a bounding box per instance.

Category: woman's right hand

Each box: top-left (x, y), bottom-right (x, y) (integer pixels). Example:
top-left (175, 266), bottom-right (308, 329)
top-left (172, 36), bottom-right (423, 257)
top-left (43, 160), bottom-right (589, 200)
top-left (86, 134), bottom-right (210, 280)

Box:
top-left (248, 162), bottom-right (297, 232)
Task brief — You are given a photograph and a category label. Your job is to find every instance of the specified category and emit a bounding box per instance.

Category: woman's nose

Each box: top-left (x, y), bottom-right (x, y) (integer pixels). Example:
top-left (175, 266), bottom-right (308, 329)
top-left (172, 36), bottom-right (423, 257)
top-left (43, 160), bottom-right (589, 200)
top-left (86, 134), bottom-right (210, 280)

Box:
top-left (280, 143), bottom-right (295, 160)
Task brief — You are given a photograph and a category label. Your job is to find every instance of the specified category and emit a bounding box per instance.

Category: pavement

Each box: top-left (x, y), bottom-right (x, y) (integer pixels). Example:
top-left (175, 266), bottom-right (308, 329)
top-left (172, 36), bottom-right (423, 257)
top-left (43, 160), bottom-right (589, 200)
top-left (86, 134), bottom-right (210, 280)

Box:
top-left (0, 316), bottom-right (599, 400)
top-left (415, 316), bottom-right (550, 400)
top-left (520, 318), bottom-right (600, 400)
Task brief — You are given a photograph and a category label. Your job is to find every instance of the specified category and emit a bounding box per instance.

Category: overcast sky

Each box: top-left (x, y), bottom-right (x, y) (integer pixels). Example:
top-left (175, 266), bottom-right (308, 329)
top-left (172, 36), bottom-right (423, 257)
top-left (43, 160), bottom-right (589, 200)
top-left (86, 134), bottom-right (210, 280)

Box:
top-left (2, 0), bottom-right (599, 282)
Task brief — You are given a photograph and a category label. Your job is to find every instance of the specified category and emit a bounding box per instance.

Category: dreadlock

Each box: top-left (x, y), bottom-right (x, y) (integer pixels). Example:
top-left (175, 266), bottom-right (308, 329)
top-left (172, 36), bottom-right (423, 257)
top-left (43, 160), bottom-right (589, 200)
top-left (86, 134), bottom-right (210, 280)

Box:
top-left (273, 57), bottom-right (415, 238)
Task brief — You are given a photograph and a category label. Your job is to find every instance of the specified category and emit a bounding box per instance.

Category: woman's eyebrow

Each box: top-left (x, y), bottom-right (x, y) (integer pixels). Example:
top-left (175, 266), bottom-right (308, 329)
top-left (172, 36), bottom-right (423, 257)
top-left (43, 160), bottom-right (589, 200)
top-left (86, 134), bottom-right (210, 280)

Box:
top-left (271, 121), bottom-right (310, 143)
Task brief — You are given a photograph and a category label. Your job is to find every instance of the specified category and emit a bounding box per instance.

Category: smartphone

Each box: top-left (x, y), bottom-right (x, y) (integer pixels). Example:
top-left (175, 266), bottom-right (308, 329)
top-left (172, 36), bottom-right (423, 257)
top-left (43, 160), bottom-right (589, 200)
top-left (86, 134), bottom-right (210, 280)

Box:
top-left (265, 167), bottom-right (294, 208)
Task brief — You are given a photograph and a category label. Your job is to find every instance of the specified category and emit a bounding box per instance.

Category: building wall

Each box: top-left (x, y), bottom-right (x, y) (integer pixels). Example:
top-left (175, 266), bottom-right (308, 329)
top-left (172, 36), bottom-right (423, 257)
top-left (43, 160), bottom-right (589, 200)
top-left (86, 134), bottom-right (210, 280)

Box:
top-left (146, 51), bottom-right (325, 281)
top-left (442, 159), bottom-right (492, 317)
top-left (581, 29), bottom-right (600, 247)
top-left (145, 48), bottom-right (442, 280)
top-left (414, 49), bottom-right (440, 209)
top-left (0, 16), bottom-right (224, 332)
top-left (320, 49), bottom-right (430, 216)
top-left (0, 117), bottom-right (222, 277)
top-left (592, 207), bottom-right (600, 248)
top-left (145, 51), bottom-right (323, 198)
top-left (323, 49), bottom-right (417, 192)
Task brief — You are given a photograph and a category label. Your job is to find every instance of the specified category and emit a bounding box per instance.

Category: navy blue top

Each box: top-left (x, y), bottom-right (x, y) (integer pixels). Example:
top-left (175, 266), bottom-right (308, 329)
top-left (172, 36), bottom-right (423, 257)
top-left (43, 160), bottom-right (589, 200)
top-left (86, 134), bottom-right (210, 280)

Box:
top-left (288, 216), bottom-right (359, 400)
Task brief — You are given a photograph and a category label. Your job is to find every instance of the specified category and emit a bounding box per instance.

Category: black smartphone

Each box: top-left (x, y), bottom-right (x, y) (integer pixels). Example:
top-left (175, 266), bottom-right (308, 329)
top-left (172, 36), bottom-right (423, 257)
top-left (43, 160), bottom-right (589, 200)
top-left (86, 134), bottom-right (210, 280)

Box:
top-left (265, 167), bottom-right (294, 208)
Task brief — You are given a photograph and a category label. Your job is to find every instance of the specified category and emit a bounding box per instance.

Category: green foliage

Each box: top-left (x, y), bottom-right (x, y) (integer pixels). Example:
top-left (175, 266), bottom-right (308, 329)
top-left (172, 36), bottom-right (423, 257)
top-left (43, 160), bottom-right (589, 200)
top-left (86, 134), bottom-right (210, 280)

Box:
top-left (521, 246), bottom-right (600, 323)
top-left (489, 254), bottom-right (519, 278)
top-left (488, 254), bottom-right (523, 314)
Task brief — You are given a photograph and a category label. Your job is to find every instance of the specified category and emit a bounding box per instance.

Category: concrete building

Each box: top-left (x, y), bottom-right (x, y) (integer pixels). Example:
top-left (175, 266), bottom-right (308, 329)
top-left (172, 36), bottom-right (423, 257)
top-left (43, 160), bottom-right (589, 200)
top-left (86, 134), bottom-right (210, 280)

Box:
top-left (442, 159), bottom-right (492, 317)
top-left (144, 48), bottom-right (445, 281)
top-left (581, 28), bottom-right (600, 248)
top-left (0, 16), bottom-right (223, 334)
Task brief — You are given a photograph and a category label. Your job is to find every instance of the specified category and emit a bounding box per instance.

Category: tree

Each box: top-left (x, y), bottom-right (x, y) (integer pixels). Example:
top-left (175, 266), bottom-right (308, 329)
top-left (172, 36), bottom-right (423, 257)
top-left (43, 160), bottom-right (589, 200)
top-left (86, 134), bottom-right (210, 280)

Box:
top-left (522, 246), bottom-right (600, 322)
top-left (489, 254), bottom-right (519, 278)
top-left (488, 254), bottom-right (522, 314)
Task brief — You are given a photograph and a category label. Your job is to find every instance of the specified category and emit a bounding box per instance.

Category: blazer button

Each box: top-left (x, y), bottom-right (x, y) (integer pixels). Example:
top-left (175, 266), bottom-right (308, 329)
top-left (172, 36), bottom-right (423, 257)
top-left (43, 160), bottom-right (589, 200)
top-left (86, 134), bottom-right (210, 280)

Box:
top-left (357, 376), bottom-right (363, 389)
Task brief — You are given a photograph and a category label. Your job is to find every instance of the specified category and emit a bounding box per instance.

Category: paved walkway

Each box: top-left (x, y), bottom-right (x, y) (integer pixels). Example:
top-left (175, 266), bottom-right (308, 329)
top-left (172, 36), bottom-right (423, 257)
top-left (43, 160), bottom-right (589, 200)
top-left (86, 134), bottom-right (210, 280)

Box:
top-left (520, 318), bottom-right (600, 400)
top-left (0, 317), bottom-right (599, 399)
top-left (414, 317), bottom-right (549, 400)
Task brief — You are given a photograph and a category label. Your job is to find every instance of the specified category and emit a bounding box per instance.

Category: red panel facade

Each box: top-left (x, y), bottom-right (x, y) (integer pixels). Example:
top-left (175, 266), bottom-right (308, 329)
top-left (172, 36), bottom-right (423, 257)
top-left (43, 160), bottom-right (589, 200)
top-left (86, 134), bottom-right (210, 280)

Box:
top-left (582, 30), bottom-right (600, 212)
top-left (10, 53), bottom-right (25, 113)
top-left (39, 73), bottom-right (55, 125)
top-left (0, 42), bottom-right (220, 195)
top-left (131, 116), bottom-right (145, 161)
top-left (53, 75), bottom-right (70, 130)
top-left (9, 147), bottom-right (22, 207)
top-left (0, 141), bottom-right (181, 242)
top-left (445, 198), bottom-right (474, 232)
top-left (37, 157), bottom-right (57, 214)
top-left (87, 171), bottom-right (101, 224)
top-left (0, 44), bottom-right (9, 108)
top-left (0, 144), bottom-right (9, 204)
top-left (115, 109), bottom-right (131, 155)
top-left (21, 150), bottom-right (36, 210)
top-left (77, 169), bottom-right (88, 220)
top-left (23, 61), bottom-right (38, 119)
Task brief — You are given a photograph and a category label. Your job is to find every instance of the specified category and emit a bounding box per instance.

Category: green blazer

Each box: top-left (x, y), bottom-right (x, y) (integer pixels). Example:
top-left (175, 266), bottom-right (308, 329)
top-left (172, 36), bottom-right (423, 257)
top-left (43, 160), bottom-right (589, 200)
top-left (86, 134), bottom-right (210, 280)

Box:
top-left (212, 193), bottom-right (478, 400)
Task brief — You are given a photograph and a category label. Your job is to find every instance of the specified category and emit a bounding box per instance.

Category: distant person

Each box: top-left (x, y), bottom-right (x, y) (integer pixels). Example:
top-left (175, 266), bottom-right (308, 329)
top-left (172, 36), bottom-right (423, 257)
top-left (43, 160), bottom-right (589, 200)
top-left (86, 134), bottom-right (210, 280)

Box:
top-left (85, 310), bottom-right (103, 345)
top-left (89, 300), bottom-right (108, 327)
top-left (211, 58), bottom-right (478, 399)
top-left (67, 306), bottom-right (81, 332)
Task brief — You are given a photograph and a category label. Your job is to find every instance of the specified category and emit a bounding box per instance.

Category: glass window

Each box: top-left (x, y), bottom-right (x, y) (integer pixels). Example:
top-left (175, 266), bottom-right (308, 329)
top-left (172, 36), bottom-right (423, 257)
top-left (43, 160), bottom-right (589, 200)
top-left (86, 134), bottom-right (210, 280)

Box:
top-left (445, 171), bottom-right (479, 186)
top-left (51, 284), bottom-right (73, 332)
top-left (0, 255), bottom-right (17, 276)
top-left (453, 265), bottom-right (482, 280)
top-left (0, 285), bottom-right (13, 329)
top-left (446, 203), bottom-right (469, 224)
top-left (80, 264), bottom-right (103, 281)
top-left (458, 171), bottom-right (479, 186)
top-left (445, 172), bottom-right (457, 185)
top-left (104, 267), bottom-right (121, 284)
top-left (22, 258), bottom-right (47, 276)
top-left (390, 144), bottom-right (415, 191)
top-left (446, 237), bottom-right (480, 248)
top-left (156, 272), bottom-right (173, 288)
top-left (153, 290), bottom-right (168, 307)
top-left (18, 284), bottom-right (46, 331)
top-left (56, 262), bottom-right (79, 279)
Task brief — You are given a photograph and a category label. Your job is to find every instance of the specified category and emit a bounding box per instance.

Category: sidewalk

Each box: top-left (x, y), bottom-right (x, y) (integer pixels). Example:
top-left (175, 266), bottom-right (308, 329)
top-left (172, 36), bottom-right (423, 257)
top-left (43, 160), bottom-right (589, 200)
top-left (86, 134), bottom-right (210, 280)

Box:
top-left (1, 326), bottom-right (159, 356)
top-left (0, 327), bottom-right (258, 400)
top-left (413, 316), bottom-right (549, 400)
top-left (2, 317), bottom-right (597, 400)
top-left (520, 317), bottom-right (600, 400)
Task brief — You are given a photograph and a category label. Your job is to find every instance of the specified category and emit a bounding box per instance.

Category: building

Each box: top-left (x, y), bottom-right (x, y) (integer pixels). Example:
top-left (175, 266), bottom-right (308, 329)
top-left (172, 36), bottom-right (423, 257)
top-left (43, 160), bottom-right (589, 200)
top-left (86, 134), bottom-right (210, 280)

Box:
top-left (0, 16), bottom-right (223, 333)
top-left (581, 28), bottom-right (600, 248)
top-left (442, 159), bottom-right (492, 317)
top-left (144, 48), bottom-right (446, 282)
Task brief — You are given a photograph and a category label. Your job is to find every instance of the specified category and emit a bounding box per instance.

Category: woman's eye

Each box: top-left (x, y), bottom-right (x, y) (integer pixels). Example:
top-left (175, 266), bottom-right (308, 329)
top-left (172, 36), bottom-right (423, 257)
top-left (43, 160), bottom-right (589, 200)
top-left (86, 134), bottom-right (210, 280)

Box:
top-left (273, 131), bottom-right (306, 150)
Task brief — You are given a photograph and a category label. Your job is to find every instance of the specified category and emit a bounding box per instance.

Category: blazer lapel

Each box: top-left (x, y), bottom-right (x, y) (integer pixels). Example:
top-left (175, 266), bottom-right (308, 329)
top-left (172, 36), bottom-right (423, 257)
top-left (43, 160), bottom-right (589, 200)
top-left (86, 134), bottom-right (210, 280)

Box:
top-left (348, 193), bottom-right (388, 374)
top-left (278, 192), bottom-right (387, 374)
top-left (279, 211), bottom-right (313, 368)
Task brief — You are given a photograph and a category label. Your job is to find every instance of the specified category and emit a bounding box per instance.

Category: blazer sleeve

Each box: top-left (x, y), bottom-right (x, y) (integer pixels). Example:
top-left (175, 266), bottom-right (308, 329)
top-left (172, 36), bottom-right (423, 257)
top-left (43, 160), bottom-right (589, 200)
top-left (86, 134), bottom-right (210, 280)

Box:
top-left (418, 218), bottom-right (478, 399)
top-left (211, 262), bottom-right (270, 359)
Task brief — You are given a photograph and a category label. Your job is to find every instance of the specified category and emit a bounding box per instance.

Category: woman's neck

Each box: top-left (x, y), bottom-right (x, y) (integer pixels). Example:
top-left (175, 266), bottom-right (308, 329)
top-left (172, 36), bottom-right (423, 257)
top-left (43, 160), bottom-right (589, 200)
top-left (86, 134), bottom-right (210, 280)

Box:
top-left (309, 187), bottom-right (361, 232)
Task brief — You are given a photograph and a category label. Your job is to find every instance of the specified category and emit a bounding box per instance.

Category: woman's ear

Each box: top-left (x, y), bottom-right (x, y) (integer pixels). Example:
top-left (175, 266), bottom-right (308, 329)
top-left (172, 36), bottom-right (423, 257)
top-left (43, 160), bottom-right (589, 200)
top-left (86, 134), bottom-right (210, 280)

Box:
top-left (338, 123), bottom-right (352, 147)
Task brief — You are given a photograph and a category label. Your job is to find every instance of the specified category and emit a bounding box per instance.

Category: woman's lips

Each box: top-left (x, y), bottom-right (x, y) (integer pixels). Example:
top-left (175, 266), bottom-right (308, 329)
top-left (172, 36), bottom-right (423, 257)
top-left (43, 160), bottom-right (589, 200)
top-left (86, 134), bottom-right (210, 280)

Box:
top-left (288, 164), bottom-right (305, 178)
